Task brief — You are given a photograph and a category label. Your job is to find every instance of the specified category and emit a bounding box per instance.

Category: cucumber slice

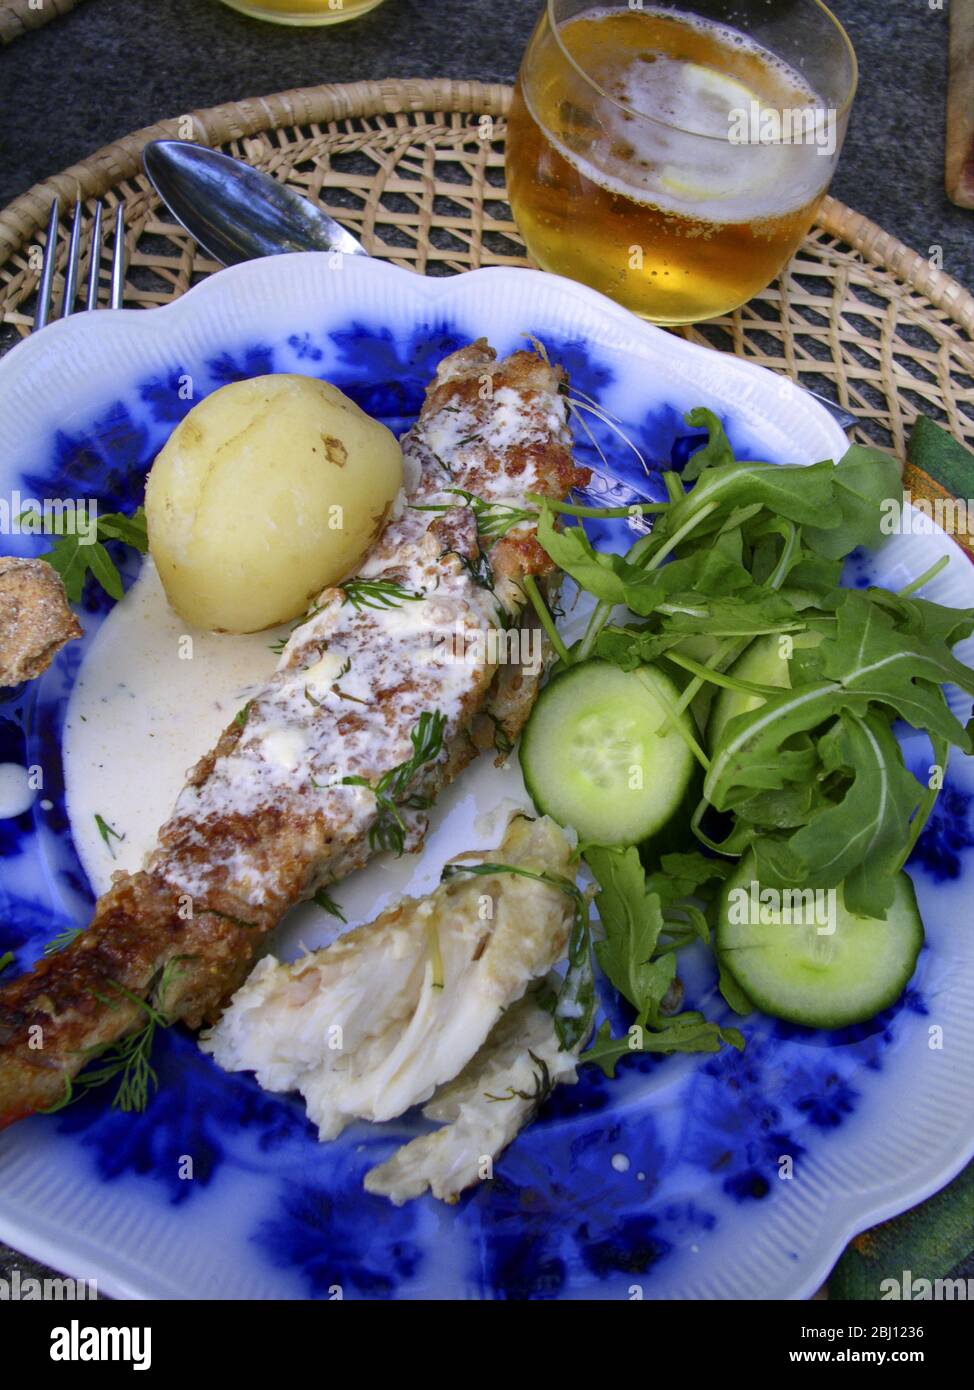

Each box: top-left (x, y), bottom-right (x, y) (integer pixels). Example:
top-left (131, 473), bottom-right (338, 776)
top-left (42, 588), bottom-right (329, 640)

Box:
top-left (519, 660), bottom-right (697, 847)
top-left (707, 631), bottom-right (822, 752)
top-left (715, 854), bottom-right (924, 1029)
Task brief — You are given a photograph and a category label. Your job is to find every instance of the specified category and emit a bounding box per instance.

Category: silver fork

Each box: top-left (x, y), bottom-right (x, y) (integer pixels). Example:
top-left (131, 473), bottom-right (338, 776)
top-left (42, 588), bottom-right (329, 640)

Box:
top-left (33, 198), bottom-right (126, 332)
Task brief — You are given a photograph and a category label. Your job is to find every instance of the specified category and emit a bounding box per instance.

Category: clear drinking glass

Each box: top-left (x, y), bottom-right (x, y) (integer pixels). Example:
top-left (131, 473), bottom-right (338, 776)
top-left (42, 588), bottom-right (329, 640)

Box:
top-left (217, 0), bottom-right (387, 24)
top-left (506, 0), bottom-right (857, 324)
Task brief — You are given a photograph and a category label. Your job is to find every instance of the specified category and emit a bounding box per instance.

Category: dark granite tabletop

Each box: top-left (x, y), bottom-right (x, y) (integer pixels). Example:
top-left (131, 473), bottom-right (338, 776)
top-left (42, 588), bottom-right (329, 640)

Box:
top-left (0, 0), bottom-right (971, 283)
top-left (0, 0), bottom-right (970, 1297)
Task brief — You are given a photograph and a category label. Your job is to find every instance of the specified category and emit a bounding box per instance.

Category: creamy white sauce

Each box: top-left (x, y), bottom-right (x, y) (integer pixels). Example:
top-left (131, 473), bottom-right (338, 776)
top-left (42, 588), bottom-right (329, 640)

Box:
top-left (63, 563), bottom-right (530, 930)
top-left (63, 559), bottom-right (286, 894)
top-left (0, 763), bottom-right (34, 819)
top-left (260, 726), bottom-right (308, 773)
top-left (408, 389), bottom-right (561, 507)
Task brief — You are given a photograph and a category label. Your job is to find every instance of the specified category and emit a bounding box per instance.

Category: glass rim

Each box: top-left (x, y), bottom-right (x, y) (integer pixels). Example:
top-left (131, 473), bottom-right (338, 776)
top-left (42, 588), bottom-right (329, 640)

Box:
top-left (543, 0), bottom-right (859, 143)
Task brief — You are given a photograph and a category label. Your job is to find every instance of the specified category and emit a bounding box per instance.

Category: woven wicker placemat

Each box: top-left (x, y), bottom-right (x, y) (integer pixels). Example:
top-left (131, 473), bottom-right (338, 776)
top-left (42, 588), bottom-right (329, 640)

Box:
top-left (0, 0), bottom-right (86, 46)
top-left (0, 77), bottom-right (971, 502)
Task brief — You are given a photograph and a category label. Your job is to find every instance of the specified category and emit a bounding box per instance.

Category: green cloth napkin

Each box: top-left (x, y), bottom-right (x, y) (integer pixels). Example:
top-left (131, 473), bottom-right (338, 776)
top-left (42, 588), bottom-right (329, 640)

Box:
top-left (907, 415), bottom-right (974, 502)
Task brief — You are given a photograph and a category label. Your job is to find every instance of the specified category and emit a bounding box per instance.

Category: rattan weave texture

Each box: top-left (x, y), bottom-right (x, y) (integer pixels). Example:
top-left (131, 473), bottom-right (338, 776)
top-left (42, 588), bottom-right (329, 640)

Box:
top-left (0, 79), bottom-right (970, 486)
top-left (0, 0), bottom-right (86, 46)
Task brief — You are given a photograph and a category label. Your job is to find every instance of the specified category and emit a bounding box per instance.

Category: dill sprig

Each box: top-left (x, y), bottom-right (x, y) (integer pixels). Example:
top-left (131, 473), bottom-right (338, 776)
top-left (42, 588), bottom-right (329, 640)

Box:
top-left (44, 926), bottom-right (83, 955)
top-left (330, 656), bottom-right (367, 706)
top-left (342, 709), bottom-right (447, 856)
top-left (341, 578), bottom-right (424, 612)
top-left (485, 1050), bottom-right (554, 1110)
top-left (412, 488), bottom-right (535, 539)
top-left (0, 951), bottom-right (13, 977)
top-left (269, 600), bottom-right (330, 654)
top-left (439, 543), bottom-right (495, 593)
top-left (41, 956), bottom-right (188, 1116)
top-left (234, 701), bottom-right (253, 729)
top-left (204, 906), bottom-right (258, 930)
top-left (305, 656), bottom-right (362, 707)
top-left (313, 889), bottom-right (346, 923)
top-left (94, 813), bottom-right (124, 860)
top-left (440, 859), bottom-right (580, 899)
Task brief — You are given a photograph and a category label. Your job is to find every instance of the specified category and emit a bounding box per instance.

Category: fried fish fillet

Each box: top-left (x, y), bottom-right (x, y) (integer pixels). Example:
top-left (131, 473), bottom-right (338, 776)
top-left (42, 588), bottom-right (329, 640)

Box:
top-left (200, 815), bottom-right (576, 1146)
top-left (0, 341), bottom-right (587, 1128)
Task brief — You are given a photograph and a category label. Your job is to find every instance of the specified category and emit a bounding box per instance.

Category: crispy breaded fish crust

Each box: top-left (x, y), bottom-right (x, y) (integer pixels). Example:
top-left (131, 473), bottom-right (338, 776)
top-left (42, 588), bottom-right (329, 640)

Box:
top-left (0, 341), bottom-right (587, 1127)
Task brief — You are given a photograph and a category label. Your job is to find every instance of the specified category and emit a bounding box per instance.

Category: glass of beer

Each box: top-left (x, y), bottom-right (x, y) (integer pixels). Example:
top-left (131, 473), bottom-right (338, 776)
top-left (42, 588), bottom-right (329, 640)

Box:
top-left (506, 0), bottom-right (857, 324)
top-left (217, 0), bottom-right (387, 24)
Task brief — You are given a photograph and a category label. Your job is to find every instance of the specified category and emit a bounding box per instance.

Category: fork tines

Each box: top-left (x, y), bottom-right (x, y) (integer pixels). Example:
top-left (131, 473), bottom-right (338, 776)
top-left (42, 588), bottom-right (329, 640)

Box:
top-left (34, 198), bottom-right (127, 332)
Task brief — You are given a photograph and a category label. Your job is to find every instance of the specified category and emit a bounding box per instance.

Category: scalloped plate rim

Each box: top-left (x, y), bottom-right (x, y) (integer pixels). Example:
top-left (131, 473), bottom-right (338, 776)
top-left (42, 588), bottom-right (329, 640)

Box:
top-left (0, 256), bottom-right (850, 464)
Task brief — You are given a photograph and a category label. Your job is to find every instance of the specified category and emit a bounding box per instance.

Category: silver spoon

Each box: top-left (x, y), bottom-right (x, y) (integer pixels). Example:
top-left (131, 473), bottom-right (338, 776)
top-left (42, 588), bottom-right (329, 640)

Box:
top-left (142, 140), bottom-right (366, 266)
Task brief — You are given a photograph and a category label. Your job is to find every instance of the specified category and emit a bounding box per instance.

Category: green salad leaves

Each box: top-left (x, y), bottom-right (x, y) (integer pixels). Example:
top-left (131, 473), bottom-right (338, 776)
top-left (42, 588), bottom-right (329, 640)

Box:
top-left (582, 845), bottom-right (743, 1075)
top-left (34, 505), bottom-right (149, 603)
top-left (532, 409), bottom-right (973, 1063)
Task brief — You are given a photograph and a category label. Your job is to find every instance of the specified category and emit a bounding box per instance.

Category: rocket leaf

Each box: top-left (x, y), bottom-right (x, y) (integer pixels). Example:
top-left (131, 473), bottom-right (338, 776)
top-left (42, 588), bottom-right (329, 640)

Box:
top-left (801, 588), bottom-right (974, 748)
top-left (584, 1013), bottom-right (744, 1077)
top-left (586, 846), bottom-right (669, 1020)
top-left (680, 407), bottom-right (736, 480)
top-left (803, 444), bottom-right (902, 559)
top-left (750, 711), bottom-right (925, 917)
top-left (580, 845), bottom-right (743, 1073)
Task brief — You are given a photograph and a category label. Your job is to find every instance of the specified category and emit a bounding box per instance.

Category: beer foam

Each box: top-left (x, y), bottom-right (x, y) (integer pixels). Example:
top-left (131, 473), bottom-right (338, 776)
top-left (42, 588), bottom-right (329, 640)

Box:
top-left (591, 7), bottom-right (821, 130)
top-left (544, 7), bottom-right (832, 224)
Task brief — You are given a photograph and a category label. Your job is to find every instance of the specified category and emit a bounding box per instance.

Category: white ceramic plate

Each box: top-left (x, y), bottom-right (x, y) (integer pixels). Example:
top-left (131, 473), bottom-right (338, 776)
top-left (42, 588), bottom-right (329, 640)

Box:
top-left (0, 257), bottom-right (971, 1301)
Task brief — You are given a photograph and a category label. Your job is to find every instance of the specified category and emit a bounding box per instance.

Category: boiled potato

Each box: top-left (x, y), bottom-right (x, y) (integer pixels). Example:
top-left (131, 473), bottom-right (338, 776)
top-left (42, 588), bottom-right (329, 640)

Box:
top-left (144, 375), bottom-right (403, 632)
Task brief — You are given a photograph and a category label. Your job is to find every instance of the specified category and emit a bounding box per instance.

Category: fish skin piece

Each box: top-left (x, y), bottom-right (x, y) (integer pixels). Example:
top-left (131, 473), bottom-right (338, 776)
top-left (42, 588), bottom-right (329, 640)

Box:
top-left (199, 816), bottom-right (576, 1142)
top-left (363, 976), bottom-right (581, 1206)
top-left (0, 342), bottom-right (588, 1129)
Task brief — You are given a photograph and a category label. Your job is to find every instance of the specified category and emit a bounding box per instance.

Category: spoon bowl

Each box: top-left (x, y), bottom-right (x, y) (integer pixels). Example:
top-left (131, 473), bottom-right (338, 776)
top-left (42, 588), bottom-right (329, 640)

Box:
top-left (143, 140), bottom-right (367, 266)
